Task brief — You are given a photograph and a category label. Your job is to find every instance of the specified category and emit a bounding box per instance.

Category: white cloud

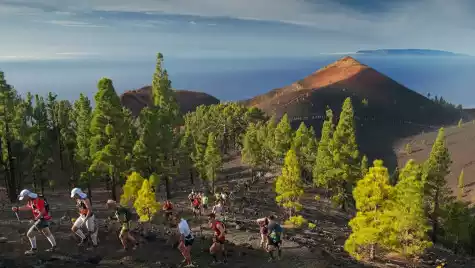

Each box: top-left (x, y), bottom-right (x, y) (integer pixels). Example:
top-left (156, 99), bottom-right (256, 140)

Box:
top-left (46, 20), bottom-right (107, 27)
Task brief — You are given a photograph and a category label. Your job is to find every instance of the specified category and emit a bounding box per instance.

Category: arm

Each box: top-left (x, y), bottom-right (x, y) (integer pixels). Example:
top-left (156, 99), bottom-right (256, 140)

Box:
top-left (217, 225), bottom-right (225, 239)
top-left (84, 199), bottom-right (93, 219)
top-left (256, 217), bottom-right (266, 224)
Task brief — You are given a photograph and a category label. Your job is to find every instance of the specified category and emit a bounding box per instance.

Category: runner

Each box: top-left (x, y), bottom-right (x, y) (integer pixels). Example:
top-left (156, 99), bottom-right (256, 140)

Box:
top-left (211, 201), bottom-right (224, 222)
top-left (12, 189), bottom-right (57, 255)
top-left (266, 215), bottom-right (283, 261)
top-left (174, 212), bottom-right (195, 267)
top-left (192, 195), bottom-right (201, 218)
top-left (163, 200), bottom-right (174, 223)
top-left (106, 200), bottom-right (139, 252)
top-left (188, 190), bottom-right (195, 210)
top-left (208, 213), bottom-right (227, 265)
top-left (220, 192), bottom-right (228, 206)
top-left (256, 217), bottom-right (269, 249)
top-left (200, 192), bottom-right (209, 214)
top-left (70, 188), bottom-right (98, 248)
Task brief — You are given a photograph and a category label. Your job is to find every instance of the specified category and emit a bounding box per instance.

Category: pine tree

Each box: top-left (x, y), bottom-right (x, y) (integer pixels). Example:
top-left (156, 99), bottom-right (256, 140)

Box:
top-left (134, 179), bottom-right (160, 223)
top-left (29, 95), bottom-right (54, 195)
top-left (344, 160), bottom-right (392, 260)
top-left (242, 123), bottom-right (264, 179)
top-left (204, 132), bottom-right (222, 193)
top-left (0, 71), bottom-right (21, 201)
top-left (313, 108), bottom-right (334, 190)
top-left (389, 167), bottom-right (399, 186)
top-left (275, 149), bottom-right (304, 217)
top-left (300, 127), bottom-right (318, 183)
top-left (120, 171), bottom-right (145, 207)
top-left (422, 127), bottom-right (452, 243)
top-left (178, 128), bottom-right (195, 184)
top-left (150, 53), bottom-right (180, 199)
top-left (89, 78), bottom-right (128, 201)
top-left (360, 155), bottom-right (368, 177)
top-left (330, 97), bottom-right (360, 210)
top-left (73, 94), bottom-right (93, 195)
top-left (274, 114), bottom-right (292, 160)
top-left (457, 169), bottom-right (464, 200)
top-left (260, 116), bottom-right (277, 168)
top-left (385, 159), bottom-right (432, 257)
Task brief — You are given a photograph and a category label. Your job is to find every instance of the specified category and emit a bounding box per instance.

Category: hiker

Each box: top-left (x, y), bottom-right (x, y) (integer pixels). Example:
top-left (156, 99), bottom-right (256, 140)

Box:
top-left (70, 188), bottom-right (98, 248)
top-left (163, 200), bottom-right (174, 222)
top-left (266, 215), bottom-right (283, 261)
top-left (106, 200), bottom-right (139, 252)
top-left (214, 192), bottom-right (221, 203)
top-left (12, 189), bottom-right (57, 255)
top-left (220, 192), bottom-right (228, 206)
top-left (256, 216), bottom-right (269, 249)
top-left (208, 213), bottom-right (227, 265)
top-left (192, 195), bottom-right (201, 218)
top-left (188, 190), bottom-right (195, 209)
top-left (174, 212), bottom-right (195, 267)
top-left (201, 192), bottom-right (209, 214)
top-left (211, 200), bottom-right (224, 222)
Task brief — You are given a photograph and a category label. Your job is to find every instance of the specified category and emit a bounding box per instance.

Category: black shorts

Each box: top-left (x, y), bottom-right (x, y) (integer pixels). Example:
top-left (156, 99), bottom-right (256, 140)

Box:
top-left (193, 205), bottom-right (200, 210)
top-left (184, 236), bottom-right (194, 246)
top-left (268, 239), bottom-right (282, 248)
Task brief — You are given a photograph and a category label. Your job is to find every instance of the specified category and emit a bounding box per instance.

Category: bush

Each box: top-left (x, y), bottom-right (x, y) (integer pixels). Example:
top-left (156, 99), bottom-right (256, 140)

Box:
top-left (284, 215), bottom-right (308, 228)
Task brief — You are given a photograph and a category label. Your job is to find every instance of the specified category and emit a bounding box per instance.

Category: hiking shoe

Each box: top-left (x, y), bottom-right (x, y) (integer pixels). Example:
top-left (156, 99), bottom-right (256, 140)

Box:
top-left (210, 260), bottom-right (222, 266)
top-left (45, 246), bottom-right (57, 252)
top-left (25, 248), bottom-right (37, 255)
top-left (183, 264), bottom-right (196, 268)
top-left (77, 238), bottom-right (86, 246)
top-left (132, 243), bottom-right (139, 250)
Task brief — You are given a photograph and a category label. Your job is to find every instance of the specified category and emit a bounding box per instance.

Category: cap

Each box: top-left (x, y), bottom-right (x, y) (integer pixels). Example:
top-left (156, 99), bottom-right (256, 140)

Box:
top-left (70, 187), bottom-right (83, 198)
top-left (18, 189), bottom-right (37, 201)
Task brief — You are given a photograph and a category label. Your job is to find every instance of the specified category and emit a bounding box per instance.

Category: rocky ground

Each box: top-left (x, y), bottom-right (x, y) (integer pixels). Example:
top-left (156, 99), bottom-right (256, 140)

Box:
top-left (1, 151), bottom-right (474, 267)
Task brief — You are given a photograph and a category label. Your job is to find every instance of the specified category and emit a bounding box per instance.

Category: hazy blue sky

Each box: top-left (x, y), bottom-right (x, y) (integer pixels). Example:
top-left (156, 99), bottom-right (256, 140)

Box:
top-left (1, 0), bottom-right (474, 60)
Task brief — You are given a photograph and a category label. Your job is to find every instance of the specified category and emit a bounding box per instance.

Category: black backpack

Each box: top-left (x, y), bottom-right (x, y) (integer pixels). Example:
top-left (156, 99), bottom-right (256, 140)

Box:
top-left (37, 194), bottom-right (50, 214)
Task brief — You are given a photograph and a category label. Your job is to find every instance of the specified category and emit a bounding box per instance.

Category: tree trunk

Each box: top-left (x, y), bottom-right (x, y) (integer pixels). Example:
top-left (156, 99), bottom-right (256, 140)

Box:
top-left (431, 189), bottom-right (440, 243)
top-left (111, 174), bottom-right (117, 201)
top-left (165, 176), bottom-right (171, 199)
top-left (189, 169), bottom-right (194, 185)
top-left (87, 182), bottom-right (93, 202)
top-left (32, 173), bottom-right (37, 192)
top-left (369, 244), bottom-right (375, 260)
top-left (57, 128), bottom-right (64, 171)
top-left (5, 127), bottom-right (17, 202)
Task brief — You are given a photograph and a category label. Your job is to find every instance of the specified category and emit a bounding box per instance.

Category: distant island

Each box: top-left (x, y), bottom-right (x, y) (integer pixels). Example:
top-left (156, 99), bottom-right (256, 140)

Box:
top-left (356, 49), bottom-right (468, 56)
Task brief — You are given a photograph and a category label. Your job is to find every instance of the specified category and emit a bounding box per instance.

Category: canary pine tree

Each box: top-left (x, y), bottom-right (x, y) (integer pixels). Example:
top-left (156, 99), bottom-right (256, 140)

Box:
top-left (204, 132), bottom-right (222, 193)
top-left (274, 114), bottom-right (292, 161)
top-left (330, 97), bottom-right (359, 210)
top-left (275, 149), bottom-right (304, 217)
top-left (242, 123), bottom-right (264, 179)
top-left (178, 128), bottom-right (195, 184)
top-left (134, 178), bottom-right (160, 223)
top-left (385, 159), bottom-right (432, 257)
top-left (313, 108), bottom-right (334, 190)
top-left (299, 127), bottom-right (318, 182)
top-left (422, 127), bottom-right (452, 243)
top-left (89, 78), bottom-right (128, 201)
top-left (120, 172), bottom-right (145, 207)
top-left (73, 94), bottom-right (93, 195)
top-left (344, 160), bottom-right (392, 260)
top-left (150, 53), bottom-right (180, 199)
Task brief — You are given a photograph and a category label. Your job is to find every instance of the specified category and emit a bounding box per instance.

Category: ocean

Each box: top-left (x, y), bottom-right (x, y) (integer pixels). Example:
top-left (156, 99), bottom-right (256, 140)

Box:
top-left (1, 55), bottom-right (474, 108)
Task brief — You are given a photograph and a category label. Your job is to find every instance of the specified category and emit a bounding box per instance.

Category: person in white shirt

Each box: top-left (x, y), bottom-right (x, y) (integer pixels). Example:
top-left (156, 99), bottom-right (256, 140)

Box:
top-left (174, 213), bottom-right (195, 267)
top-left (212, 201), bottom-right (224, 221)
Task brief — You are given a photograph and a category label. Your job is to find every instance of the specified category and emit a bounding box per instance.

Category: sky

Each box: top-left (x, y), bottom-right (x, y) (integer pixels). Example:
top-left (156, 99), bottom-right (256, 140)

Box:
top-left (0, 0), bottom-right (475, 60)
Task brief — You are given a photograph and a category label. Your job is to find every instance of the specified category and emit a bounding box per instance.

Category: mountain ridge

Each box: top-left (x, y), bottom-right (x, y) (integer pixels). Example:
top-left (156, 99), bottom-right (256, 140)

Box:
top-left (355, 49), bottom-right (469, 56)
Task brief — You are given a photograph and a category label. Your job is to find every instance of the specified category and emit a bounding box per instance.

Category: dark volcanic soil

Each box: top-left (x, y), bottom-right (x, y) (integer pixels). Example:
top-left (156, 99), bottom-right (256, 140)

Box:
top-left (1, 151), bottom-right (475, 268)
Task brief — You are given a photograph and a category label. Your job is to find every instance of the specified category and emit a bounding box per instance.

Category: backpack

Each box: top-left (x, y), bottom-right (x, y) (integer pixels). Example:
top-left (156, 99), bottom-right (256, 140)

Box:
top-left (274, 223), bottom-right (283, 233)
top-left (37, 194), bottom-right (50, 214)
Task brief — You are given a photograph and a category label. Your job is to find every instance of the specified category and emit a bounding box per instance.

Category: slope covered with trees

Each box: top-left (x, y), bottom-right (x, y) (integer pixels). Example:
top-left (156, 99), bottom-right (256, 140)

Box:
top-left (1, 52), bottom-right (475, 267)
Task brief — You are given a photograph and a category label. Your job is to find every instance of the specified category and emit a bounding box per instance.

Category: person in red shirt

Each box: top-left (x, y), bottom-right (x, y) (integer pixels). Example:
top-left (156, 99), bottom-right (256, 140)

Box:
top-left (208, 213), bottom-right (227, 265)
top-left (12, 189), bottom-right (57, 255)
top-left (162, 200), bottom-right (174, 222)
top-left (192, 196), bottom-right (201, 218)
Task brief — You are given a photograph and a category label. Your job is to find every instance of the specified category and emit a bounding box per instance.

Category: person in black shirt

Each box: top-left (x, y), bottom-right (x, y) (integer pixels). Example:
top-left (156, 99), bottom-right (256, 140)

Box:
top-left (106, 200), bottom-right (139, 251)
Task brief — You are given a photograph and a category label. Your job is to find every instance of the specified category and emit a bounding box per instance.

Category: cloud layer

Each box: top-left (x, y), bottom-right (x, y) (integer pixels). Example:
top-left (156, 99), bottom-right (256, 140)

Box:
top-left (0, 0), bottom-right (474, 59)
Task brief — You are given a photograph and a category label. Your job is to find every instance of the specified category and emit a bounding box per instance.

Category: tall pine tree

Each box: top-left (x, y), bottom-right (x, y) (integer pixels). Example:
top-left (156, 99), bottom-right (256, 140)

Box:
top-left (273, 114), bottom-right (292, 161)
top-left (275, 149), bottom-right (304, 217)
top-left (422, 127), bottom-right (452, 243)
top-left (204, 132), bottom-right (222, 193)
top-left (344, 160), bottom-right (392, 260)
top-left (329, 97), bottom-right (359, 210)
top-left (313, 108), bottom-right (334, 190)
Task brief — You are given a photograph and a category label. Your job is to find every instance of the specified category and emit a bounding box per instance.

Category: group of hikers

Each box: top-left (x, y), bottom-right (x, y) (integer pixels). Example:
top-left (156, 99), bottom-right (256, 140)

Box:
top-left (11, 187), bottom-right (283, 266)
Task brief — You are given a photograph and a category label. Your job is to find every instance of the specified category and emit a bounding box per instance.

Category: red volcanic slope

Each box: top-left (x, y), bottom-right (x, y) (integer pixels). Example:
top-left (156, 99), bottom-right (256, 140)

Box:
top-left (244, 56), bottom-right (459, 124)
top-left (121, 86), bottom-right (220, 116)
